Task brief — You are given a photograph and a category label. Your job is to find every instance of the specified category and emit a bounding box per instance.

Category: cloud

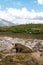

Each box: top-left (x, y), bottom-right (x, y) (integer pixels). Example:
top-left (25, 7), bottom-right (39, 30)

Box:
top-left (38, 0), bottom-right (43, 4)
top-left (7, 8), bottom-right (43, 19)
top-left (0, 7), bottom-right (43, 24)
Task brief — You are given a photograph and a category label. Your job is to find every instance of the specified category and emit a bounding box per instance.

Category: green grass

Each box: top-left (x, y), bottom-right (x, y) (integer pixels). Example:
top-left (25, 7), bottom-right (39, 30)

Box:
top-left (0, 24), bottom-right (43, 34)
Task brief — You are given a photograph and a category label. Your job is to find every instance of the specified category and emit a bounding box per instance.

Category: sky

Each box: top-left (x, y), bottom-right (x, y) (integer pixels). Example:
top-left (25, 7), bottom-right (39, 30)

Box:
top-left (0, 0), bottom-right (43, 24)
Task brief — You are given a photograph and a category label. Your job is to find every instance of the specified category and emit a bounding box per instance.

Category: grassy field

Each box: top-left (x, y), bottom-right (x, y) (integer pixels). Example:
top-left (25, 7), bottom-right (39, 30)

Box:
top-left (0, 24), bottom-right (43, 34)
top-left (0, 24), bottom-right (43, 39)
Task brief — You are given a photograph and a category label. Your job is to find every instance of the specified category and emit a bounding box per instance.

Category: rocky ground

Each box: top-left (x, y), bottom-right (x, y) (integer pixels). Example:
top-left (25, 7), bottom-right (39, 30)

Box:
top-left (0, 37), bottom-right (43, 65)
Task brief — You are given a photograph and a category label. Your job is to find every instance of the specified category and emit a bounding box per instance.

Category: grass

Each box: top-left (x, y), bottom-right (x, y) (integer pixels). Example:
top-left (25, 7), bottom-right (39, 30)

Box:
top-left (0, 24), bottom-right (43, 34)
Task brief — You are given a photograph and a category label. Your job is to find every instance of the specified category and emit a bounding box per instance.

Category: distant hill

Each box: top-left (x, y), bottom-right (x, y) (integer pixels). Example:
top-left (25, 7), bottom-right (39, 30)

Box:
top-left (0, 18), bottom-right (15, 26)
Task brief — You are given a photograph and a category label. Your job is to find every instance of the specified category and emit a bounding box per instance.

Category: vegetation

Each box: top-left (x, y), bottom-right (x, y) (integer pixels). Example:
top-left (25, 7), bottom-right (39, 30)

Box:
top-left (0, 24), bottom-right (43, 34)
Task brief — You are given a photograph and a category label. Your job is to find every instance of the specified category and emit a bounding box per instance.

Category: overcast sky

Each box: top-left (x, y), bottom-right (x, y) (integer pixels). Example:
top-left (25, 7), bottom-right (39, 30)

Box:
top-left (0, 0), bottom-right (43, 24)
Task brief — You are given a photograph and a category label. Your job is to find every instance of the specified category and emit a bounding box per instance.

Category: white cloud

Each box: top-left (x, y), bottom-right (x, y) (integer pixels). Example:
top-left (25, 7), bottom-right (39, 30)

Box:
top-left (0, 7), bottom-right (43, 24)
top-left (38, 0), bottom-right (43, 4)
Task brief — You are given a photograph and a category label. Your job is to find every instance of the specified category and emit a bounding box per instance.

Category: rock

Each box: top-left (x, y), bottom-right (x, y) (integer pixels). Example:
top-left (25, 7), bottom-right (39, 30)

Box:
top-left (33, 42), bottom-right (43, 52)
top-left (15, 43), bottom-right (33, 53)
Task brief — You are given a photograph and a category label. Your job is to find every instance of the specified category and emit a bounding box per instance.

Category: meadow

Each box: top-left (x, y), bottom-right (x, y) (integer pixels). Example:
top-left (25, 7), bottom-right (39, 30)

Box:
top-left (0, 24), bottom-right (43, 34)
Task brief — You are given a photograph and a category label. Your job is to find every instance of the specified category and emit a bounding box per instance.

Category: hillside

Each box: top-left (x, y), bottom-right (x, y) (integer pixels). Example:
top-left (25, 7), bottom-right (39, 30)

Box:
top-left (0, 24), bottom-right (43, 34)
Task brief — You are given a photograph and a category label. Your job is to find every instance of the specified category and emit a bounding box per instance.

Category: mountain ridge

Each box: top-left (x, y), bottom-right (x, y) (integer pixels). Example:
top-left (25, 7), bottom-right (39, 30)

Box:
top-left (0, 18), bottom-right (15, 26)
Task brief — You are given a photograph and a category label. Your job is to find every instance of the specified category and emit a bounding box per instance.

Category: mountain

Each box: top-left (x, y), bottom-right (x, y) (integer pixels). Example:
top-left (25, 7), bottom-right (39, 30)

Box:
top-left (0, 18), bottom-right (15, 26)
